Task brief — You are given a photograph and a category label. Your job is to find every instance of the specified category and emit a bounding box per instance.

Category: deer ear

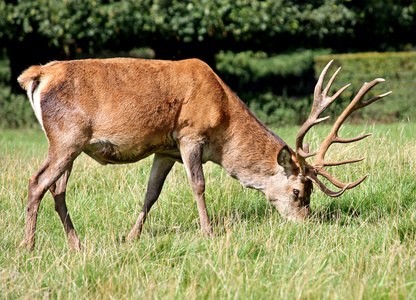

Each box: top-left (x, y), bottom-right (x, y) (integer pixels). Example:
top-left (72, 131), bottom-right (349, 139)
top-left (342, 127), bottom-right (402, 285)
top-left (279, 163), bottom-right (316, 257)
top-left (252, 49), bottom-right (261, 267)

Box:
top-left (277, 145), bottom-right (293, 169)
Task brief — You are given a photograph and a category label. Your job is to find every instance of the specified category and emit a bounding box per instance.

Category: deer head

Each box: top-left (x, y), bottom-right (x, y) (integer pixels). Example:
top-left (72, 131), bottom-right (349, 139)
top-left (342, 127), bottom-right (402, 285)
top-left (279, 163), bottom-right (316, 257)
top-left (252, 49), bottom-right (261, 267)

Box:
top-left (267, 60), bottom-right (391, 221)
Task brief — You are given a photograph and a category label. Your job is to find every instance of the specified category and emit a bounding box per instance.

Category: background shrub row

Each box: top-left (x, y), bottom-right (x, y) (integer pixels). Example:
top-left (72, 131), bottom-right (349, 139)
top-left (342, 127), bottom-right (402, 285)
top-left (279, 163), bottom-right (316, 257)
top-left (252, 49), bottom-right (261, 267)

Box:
top-left (0, 50), bottom-right (415, 128)
top-left (217, 50), bottom-right (416, 126)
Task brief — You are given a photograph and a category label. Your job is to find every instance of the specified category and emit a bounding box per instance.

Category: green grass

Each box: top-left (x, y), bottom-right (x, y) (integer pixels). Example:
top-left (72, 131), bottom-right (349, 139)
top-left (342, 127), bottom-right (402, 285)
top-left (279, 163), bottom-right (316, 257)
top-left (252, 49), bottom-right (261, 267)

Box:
top-left (1, 122), bottom-right (416, 299)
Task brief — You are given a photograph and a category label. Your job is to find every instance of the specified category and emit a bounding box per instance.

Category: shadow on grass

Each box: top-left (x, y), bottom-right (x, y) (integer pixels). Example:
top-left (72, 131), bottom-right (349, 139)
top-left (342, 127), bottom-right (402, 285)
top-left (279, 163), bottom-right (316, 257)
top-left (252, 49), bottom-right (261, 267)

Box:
top-left (310, 200), bottom-right (361, 226)
top-left (115, 187), bottom-right (415, 241)
top-left (117, 199), bottom-right (366, 241)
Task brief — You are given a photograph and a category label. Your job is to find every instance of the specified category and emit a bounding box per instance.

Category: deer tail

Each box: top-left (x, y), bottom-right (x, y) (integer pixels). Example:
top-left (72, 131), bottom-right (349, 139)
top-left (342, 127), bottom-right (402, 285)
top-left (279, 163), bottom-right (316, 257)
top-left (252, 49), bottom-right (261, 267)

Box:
top-left (17, 65), bottom-right (43, 91)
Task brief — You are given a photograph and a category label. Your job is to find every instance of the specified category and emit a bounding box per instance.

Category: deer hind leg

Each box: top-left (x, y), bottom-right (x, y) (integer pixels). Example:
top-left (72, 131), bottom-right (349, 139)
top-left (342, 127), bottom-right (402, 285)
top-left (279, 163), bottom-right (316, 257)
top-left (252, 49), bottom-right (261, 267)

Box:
top-left (49, 163), bottom-right (81, 251)
top-left (179, 140), bottom-right (213, 236)
top-left (127, 154), bottom-right (175, 241)
top-left (20, 148), bottom-right (80, 251)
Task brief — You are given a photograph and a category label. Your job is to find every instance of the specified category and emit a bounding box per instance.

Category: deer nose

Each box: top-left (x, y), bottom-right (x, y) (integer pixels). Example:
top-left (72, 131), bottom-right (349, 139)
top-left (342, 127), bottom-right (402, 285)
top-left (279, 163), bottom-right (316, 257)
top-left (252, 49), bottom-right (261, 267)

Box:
top-left (295, 205), bottom-right (310, 221)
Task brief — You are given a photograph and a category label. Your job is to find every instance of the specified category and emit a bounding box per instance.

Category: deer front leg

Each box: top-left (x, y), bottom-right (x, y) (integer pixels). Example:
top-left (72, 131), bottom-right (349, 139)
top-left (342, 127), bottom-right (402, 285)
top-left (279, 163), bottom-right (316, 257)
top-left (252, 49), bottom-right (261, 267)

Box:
top-left (49, 163), bottom-right (81, 251)
top-left (179, 140), bottom-right (213, 236)
top-left (127, 154), bottom-right (175, 241)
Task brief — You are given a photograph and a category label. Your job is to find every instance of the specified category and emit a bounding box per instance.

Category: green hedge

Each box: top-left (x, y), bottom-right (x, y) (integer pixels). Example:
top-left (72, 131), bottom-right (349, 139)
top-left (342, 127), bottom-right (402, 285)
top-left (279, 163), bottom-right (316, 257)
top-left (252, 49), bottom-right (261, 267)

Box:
top-left (0, 51), bottom-right (414, 128)
top-left (0, 54), bottom-right (37, 128)
top-left (216, 50), bottom-right (416, 125)
top-left (314, 52), bottom-right (416, 123)
top-left (0, 85), bottom-right (37, 128)
top-left (216, 49), bottom-right (330, 125)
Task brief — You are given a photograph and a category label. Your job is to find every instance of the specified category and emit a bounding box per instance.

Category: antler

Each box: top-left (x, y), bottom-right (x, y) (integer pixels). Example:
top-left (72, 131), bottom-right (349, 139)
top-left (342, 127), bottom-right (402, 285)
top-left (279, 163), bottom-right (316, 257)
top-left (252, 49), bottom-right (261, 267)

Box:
top-left (296, 60), bottom-right (391, 197)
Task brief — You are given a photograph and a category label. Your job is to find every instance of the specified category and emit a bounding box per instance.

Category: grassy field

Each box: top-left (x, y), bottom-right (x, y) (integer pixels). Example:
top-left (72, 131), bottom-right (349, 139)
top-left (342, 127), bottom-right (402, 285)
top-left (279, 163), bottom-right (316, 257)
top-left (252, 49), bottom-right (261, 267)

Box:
top-left (0, 122), bottom-right (415, 299)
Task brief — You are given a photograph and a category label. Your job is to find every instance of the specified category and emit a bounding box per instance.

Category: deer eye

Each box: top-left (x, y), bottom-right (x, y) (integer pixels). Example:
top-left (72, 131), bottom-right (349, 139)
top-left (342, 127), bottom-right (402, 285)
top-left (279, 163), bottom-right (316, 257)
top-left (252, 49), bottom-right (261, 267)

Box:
top-left (293, 189), bottom-right (300, 197)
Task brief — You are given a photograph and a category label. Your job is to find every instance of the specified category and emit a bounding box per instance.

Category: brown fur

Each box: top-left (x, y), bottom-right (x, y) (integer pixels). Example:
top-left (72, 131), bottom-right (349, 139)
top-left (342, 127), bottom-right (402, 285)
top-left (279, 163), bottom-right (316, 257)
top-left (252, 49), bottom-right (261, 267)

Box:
top-left (18, 58), bottom-right (307, 251)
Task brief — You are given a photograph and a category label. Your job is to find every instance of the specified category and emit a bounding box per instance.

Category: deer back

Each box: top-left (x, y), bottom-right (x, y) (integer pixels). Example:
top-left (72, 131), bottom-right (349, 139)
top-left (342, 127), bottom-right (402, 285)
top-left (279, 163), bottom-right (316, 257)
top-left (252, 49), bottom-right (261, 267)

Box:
top-left (18, 58), bottom-right (288, 170)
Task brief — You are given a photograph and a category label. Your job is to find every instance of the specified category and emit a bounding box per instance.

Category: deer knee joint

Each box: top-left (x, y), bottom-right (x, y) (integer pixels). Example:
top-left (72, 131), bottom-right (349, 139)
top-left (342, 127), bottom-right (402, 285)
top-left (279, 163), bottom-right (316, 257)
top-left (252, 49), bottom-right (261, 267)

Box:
top-left (192, 178), bottom-right (205, 195)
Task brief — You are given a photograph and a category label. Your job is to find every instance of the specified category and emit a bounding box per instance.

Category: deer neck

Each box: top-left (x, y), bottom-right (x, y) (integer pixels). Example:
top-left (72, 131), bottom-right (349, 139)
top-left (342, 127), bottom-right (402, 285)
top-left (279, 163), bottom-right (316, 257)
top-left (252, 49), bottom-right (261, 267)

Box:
top-left (217, 101), bottom-right (288, 192)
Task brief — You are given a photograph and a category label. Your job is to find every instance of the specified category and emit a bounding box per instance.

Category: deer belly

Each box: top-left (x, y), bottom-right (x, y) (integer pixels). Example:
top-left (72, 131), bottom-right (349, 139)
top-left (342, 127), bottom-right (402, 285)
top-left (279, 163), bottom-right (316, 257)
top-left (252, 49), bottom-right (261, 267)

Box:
top-left (83, 139), bottom-right (155, 165)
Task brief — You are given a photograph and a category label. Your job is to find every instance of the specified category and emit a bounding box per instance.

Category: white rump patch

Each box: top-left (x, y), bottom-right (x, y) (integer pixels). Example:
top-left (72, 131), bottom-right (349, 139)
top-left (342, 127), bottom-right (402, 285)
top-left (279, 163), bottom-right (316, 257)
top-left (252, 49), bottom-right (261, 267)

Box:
top-left (29, 81), bottom-right (44, 130)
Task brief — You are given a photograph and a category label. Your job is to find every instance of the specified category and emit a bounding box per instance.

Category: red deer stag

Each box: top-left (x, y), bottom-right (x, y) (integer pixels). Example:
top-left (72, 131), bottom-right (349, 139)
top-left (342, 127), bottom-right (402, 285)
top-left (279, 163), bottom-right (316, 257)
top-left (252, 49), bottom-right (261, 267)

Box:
top-left (18, 58), bottom-right (390, 250)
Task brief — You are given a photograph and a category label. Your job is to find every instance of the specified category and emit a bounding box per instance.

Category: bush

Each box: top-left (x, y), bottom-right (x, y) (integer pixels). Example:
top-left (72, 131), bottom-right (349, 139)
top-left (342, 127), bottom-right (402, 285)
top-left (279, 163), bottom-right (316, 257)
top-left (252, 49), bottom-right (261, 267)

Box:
top-left (1, 50), bottom-right (414, 128)
top-left (0, 55), bottom-right (37, 128)
top-left (0, 85), bottom-right (37, 128)
top-left (248, 93), bottom-right (311, 126)
top-left (216, 49), bottom-right (330, 125)
top-left (216, 50), bottom-right (416, 125)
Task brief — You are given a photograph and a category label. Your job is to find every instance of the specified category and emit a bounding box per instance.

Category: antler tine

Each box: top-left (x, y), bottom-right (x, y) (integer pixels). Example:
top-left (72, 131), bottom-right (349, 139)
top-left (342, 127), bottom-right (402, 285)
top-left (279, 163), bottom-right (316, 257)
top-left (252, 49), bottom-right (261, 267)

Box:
top-left (313, 60), bottom-right (333, 99)
top-left (314, 167), bottom-right (368, 189)
top-left (336, 133), bottom-right (372, 143)
top-left (349, 79), bottom-right (392, 112)
top-left (313, 61), bottom-right (351, 112)
top-left (324, 157), bottom-right (365, 167)
top-left (307, 173), bottom-right (350, 197)
top-left (308, 170), bottom-right (368, 197)
top-left (361, 90), bottom-right (392, 107)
